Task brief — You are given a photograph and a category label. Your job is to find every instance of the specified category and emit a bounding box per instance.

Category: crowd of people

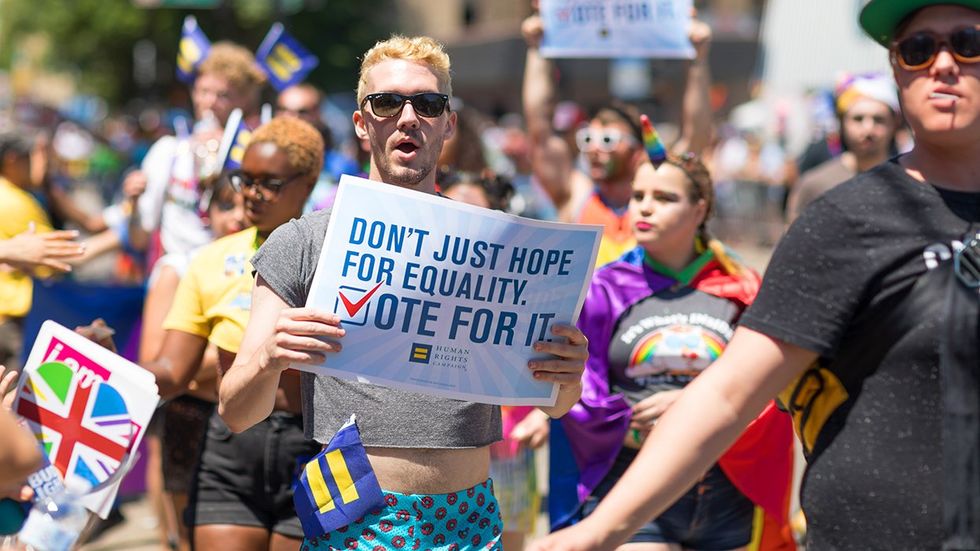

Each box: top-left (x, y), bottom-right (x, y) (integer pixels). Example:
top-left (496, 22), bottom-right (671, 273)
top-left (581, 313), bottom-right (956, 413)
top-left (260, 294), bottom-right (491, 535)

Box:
top-left (1, 0), bottom-right (978, 549)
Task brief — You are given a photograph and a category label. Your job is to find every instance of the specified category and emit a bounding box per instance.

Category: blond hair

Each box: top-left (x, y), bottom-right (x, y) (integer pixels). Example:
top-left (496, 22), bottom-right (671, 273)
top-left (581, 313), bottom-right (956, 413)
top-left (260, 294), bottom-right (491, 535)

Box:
top-left (198, 41), bottom-right (267, 91)
top-left (357, 35), bottom-right (452, 103)
top-left (249, 116), bottom-right (324, 177)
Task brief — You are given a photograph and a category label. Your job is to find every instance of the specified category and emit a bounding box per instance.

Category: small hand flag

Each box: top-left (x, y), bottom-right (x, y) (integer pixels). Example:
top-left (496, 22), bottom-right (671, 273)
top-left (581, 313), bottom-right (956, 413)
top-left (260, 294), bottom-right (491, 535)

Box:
top-left (176, 16), bottom-right (211, 85)
top-left (216, 109), bottom-right (252, 171)
top-left (293, 415), bottom-right (384, 539)
top-left (256, 23), bottom-right (319, 92)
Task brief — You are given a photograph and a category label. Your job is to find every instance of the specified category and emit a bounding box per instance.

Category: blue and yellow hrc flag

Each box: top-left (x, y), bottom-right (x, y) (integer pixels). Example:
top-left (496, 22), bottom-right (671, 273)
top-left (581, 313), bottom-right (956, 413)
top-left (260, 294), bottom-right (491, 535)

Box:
top-left (255, 23), bottom-right (319, 92)
top-left (293, 415), bottom-right (384, 539)
top-left (216, 108), bottom-right (252, 171)
top-left (176, 15), bottom-right (211, 85)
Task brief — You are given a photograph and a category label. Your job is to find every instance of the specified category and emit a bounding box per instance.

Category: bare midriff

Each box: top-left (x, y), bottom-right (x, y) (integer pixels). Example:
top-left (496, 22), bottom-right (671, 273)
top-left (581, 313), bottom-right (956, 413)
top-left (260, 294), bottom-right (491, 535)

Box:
top-left (360, 446), bottom-right (491, 495)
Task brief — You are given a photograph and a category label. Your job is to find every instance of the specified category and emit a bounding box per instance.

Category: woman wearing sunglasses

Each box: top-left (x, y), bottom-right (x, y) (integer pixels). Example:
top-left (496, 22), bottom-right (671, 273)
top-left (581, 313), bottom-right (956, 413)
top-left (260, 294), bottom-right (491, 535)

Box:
top-left (552, 153), bottom-right (793, 551)
top-left (136, 117), bottom-right (324, 551)
top-left (531, 2), bottom-right (980, 550)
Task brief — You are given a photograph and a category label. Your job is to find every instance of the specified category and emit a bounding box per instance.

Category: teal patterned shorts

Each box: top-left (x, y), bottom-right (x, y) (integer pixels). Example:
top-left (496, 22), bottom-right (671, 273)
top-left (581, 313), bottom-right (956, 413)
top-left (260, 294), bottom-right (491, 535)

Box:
top-left (301, 478), bottom-right (502, 551)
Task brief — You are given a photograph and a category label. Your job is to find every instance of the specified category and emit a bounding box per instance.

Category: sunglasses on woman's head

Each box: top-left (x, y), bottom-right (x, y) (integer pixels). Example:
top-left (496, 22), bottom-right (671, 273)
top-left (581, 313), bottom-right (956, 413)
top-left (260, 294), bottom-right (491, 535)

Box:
top-left (892, 27), bottom-right (980, 71)
top-left (360, 93), bottom-right (450, 118)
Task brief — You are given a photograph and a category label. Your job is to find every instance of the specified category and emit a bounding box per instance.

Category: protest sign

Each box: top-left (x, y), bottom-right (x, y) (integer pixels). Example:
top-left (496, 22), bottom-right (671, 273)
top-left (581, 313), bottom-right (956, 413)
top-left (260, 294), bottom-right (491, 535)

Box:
top-left (539, 0), bottom-right (695, 59)
top-left (12, 321), bottom-right (159, 518)
top-left (301, 175), bottom-right (601, 406)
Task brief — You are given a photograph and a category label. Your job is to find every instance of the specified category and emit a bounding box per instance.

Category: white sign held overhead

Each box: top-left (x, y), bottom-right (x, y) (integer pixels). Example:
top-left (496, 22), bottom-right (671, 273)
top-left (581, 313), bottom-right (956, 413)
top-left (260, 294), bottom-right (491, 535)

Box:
top-left (540, 0), bottom-right (695, 59)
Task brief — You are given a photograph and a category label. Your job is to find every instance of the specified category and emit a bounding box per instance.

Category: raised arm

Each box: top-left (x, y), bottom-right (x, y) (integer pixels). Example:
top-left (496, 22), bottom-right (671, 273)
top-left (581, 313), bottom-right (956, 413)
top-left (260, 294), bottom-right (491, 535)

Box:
top-left (522, 13), bottom-right (576, 211)
top-left (672, 16), bottom-right (714, 156)
top-left (530, 327), bottom-right (816, 550)
top-left (218, 276), bottom-right (344, 433)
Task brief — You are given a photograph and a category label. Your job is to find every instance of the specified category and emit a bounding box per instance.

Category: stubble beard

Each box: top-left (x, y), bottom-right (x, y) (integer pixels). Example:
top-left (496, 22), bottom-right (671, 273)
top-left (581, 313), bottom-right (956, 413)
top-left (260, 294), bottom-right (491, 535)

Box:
top-left (371, 139), bottom-right (434, 188)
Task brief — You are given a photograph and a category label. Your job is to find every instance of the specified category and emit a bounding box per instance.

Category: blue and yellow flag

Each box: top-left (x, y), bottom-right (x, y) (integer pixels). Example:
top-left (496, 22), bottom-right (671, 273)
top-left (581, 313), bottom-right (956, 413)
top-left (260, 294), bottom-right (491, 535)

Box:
top-left (176, 16), bottom-right (211, 85)
top-left (255, 23), bottom-right (319, 91)
top-left (216, 108), bottom-right (252, 170)
top-left (293, 415), bottom-right (384, 539)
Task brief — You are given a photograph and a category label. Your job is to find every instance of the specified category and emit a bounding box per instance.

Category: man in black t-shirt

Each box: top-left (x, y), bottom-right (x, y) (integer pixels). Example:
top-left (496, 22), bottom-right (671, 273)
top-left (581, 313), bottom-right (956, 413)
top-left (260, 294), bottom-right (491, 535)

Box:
top-left (531, 1), bottom-right (980, 550)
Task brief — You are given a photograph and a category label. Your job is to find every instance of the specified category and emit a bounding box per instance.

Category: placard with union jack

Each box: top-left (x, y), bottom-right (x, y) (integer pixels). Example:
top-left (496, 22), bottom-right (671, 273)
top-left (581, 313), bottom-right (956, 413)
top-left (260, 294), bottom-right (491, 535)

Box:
top-left (12, 321), bottom-right (159, 517)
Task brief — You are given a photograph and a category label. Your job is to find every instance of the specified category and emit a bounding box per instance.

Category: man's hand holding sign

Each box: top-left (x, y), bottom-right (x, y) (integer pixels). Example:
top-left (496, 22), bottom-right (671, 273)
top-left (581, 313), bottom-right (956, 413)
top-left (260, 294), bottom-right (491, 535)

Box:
top-left (241, 175), bottom-right (596, 418)
top-left (220, 36), bottom-right (594, 546)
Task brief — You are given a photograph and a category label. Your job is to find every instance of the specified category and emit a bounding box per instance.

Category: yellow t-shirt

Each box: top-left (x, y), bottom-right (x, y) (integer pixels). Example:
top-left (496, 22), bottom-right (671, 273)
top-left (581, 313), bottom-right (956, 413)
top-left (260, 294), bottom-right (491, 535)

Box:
top-left (0, 177), bottom-right (54, 318)
top-left (163, 226), bottom-right (261, 353)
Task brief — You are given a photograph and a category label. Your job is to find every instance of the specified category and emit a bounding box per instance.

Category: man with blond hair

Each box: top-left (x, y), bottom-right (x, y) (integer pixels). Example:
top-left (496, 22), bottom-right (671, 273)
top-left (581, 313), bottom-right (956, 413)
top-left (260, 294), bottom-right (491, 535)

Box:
top-left (127, 41), bottom-right (267, 258)
top-left (219, 35), bottom-right (589, 550)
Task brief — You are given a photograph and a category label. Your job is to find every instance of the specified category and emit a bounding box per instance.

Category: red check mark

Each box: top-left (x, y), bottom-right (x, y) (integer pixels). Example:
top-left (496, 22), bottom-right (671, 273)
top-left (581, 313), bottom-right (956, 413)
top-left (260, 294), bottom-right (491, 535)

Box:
top-left (338, 282), bottom-right (384, 317)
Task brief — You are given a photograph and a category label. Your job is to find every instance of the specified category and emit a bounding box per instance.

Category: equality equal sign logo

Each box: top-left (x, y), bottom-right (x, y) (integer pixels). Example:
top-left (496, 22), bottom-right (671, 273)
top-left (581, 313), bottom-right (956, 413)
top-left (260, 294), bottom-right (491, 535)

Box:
top-left (409, 344), bottom-right (432, 364)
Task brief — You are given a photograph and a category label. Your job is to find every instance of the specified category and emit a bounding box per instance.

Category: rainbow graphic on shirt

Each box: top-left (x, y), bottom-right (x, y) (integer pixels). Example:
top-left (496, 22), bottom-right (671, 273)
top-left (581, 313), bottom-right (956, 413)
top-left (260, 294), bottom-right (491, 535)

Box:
top-left (16, 360), bottom-right (134, 491)
top-left (625, 325), bottom-right (726, 378)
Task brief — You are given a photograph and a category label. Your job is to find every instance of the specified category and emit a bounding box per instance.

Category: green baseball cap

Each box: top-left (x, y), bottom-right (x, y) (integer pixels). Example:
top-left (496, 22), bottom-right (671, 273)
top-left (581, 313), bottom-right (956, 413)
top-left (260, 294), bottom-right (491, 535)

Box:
top-left (859, 0), bottom-right (980, 46)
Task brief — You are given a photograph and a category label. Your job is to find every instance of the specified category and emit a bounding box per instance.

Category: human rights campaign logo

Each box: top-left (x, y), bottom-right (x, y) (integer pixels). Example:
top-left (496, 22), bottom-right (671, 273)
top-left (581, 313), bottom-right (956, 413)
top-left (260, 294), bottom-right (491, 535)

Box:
top-left (334, 282), bottom-right (383, 326)
top-left (409, 343), bottom-right (431, 364)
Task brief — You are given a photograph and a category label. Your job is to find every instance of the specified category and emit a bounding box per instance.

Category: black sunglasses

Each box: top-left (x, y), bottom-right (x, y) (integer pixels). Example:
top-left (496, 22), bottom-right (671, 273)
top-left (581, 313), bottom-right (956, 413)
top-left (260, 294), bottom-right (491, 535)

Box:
top-left (360, 93), bottom-right (449, 118)
top-left (229, 170), bottom-right (303, 196)
top-left (892, 27), bottom-right (980, 71)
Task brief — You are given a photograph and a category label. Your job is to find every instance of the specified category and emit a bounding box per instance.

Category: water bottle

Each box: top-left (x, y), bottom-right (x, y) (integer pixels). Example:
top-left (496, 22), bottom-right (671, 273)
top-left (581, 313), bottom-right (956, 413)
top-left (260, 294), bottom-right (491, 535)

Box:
top-left (16, 484), bottom-right (90, 551)
top-left (193, 109), bottom-right (222, 180)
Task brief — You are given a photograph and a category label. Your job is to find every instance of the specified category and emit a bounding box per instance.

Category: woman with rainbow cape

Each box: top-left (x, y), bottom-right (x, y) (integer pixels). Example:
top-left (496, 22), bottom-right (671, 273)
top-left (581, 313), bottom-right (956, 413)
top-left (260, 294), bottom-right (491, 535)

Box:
top-left (560, 127), bottom-right (796, 550)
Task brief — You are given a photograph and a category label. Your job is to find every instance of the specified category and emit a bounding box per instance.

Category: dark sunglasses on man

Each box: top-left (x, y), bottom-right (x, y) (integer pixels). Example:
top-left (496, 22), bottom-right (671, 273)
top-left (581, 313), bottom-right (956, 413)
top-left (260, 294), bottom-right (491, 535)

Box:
top-left (891, 26), bottom-right (980, 71)
top-left (360, 93), bottom-right (450, 118)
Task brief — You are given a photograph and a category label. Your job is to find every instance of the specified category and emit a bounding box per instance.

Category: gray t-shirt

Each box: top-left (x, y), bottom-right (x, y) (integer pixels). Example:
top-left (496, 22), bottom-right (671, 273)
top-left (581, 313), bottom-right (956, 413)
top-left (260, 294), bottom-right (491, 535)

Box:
top-left (251, 209), bottom-right (502, 448)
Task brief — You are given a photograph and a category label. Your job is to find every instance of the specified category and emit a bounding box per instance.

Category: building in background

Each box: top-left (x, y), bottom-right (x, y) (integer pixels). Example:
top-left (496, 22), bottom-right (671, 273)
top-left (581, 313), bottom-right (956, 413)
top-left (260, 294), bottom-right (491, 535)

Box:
top-left (394, 0), bottom-right (767, 122)
top-left (756, 0), bottom-right (892, 155)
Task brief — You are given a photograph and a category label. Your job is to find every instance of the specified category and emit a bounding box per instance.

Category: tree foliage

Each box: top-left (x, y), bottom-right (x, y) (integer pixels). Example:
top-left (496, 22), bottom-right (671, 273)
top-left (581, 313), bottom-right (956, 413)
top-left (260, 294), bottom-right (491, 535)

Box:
top-left (0, 0), bottom-right (395, 107)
